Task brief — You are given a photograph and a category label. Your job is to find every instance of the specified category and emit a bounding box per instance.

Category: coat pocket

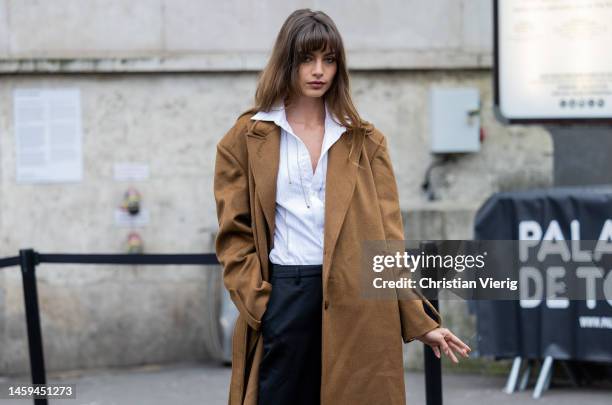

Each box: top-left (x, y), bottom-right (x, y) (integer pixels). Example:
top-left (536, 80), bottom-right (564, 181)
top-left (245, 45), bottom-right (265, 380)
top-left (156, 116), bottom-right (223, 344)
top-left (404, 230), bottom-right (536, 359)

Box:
top-left (227, 279), bottom-right (273, 332)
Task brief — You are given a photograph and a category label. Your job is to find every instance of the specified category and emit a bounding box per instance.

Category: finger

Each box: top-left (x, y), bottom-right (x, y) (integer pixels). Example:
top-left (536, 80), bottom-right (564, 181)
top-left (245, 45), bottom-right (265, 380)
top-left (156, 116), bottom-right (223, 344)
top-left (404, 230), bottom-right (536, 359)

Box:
top-left (448, 340), bottom-right (469, 357)
top-left (432, 346), bottom-right (441, 359)
top-left (446, 344), bottom-right (460, 363)
top-left (444, 332), bottom-right (472, 353)
top-left (443, 333), bottom-right (469, 359)
top-left (439, 339), bottom-right (451, 359)
top-left (440, 339), bottom-right (459, 363)
top-left (443, 333), bottom-right (467, 350)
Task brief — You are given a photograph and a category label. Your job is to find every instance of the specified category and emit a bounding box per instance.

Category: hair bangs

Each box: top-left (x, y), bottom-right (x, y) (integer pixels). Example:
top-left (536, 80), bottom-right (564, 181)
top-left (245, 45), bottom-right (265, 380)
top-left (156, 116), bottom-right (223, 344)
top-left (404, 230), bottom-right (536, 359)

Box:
top-left (294, 21), bottom-right (340, 59)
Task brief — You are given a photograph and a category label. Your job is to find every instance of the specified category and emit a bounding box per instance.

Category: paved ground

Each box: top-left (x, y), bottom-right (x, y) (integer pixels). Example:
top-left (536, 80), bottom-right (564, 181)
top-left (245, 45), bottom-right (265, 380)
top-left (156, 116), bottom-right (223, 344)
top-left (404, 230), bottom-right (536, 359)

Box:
top-left (1, 362), bottom-right (610, 404)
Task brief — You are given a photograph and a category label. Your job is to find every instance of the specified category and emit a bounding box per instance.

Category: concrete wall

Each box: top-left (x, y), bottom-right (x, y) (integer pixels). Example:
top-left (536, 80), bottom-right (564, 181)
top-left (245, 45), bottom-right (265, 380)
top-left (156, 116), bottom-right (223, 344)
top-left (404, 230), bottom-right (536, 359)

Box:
top-left (0, 0), bottom-right (553, 375)
top-left (0, 0), bottom-right (492, 72)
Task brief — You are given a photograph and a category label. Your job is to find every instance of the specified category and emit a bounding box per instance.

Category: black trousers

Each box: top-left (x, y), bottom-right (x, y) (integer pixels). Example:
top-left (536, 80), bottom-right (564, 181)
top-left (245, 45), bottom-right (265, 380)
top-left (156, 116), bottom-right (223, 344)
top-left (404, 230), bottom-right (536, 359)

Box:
top-left (258, 263), bottom-right (323, 405)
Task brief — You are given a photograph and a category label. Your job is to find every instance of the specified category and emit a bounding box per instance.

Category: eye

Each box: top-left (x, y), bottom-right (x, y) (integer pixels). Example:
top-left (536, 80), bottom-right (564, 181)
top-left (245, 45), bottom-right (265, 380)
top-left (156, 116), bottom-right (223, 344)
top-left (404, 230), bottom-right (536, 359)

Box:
top-left (302, 54), bottom-right (313, 62)
top-left (325, 56), bottom-right (336, 64)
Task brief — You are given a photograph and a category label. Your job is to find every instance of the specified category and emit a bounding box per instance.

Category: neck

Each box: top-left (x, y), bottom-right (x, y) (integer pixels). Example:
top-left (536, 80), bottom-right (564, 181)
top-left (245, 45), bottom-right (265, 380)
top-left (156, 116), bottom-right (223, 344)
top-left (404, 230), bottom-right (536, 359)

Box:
top-left (284, 95), bottom-right (326, 127)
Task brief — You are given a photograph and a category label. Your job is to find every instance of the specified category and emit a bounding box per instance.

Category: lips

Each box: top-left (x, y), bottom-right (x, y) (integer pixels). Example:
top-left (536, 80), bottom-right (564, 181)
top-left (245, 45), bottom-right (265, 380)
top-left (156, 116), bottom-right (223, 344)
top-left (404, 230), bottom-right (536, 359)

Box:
top-left (308, 81), bottom-right (324, 85)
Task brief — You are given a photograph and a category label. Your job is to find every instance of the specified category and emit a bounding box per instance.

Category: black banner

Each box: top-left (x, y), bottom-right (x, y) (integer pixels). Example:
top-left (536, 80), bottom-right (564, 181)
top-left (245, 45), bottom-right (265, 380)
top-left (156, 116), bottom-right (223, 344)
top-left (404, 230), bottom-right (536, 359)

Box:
top-left (473, 186), bottom-right (612, 362)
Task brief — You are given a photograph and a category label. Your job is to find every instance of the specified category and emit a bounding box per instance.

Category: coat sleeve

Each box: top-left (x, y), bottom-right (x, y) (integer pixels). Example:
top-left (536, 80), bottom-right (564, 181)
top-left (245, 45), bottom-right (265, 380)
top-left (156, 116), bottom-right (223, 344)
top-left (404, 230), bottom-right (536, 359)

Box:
top-left (213, 133), bottom-right (272, 332)
top-left (370, 133), bottom-right (443, 343)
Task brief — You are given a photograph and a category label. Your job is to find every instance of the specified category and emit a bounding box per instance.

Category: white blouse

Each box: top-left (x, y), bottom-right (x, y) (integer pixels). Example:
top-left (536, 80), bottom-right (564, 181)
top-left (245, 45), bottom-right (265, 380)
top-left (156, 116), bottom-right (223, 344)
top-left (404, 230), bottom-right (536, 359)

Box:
top-left (250, 101), bottom-right (347, 265)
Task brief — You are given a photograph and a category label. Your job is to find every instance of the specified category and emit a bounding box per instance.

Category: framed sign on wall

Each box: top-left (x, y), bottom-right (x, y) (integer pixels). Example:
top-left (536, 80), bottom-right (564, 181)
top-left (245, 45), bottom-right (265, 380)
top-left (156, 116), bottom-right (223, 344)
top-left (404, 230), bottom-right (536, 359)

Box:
top-left (493, 0), bottom-right (612, 124)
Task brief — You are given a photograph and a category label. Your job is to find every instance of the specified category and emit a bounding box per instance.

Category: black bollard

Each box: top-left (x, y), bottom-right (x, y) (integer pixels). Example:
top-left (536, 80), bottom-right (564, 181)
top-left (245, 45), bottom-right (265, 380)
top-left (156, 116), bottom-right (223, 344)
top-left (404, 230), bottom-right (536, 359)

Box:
top-left (421, 241), bottom-right (442, 405)
top-left (19, 248), bottom-right (48, 405)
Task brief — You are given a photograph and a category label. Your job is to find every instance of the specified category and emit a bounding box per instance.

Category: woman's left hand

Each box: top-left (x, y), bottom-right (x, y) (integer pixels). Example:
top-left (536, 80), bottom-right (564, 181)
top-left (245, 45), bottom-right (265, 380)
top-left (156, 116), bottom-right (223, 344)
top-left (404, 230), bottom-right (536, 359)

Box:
top-left (416, 327), bottom-right (471, 363)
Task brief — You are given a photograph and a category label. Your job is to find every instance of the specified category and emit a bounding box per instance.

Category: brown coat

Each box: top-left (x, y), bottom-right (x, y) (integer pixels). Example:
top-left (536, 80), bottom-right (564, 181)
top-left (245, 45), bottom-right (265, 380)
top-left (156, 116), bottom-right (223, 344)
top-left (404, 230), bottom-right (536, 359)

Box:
top-left (213, 109), bottom-right (442, 405)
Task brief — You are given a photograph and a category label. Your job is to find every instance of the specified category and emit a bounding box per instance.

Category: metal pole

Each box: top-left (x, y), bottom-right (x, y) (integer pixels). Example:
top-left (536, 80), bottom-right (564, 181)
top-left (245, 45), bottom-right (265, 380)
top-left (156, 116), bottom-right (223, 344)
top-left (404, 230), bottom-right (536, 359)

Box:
top-left (504, 356), bottom-right (522, 393)
top-left (19, 249), bottom-right (48, 405)
top-left (422, 241), bottom-right (442, 405)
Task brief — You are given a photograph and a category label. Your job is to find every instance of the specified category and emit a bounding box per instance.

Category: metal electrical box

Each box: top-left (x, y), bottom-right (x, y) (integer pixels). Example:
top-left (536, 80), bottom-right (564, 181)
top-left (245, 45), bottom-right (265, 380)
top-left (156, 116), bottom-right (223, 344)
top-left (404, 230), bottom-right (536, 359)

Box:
top-left (429, 87), bottom-right (481, 153)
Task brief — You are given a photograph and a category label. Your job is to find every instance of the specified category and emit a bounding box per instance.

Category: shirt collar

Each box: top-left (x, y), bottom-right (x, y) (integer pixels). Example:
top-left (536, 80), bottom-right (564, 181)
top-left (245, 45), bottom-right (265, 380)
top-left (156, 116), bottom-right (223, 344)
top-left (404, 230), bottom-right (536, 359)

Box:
top-left (250, 100), bottom-right (347, 143)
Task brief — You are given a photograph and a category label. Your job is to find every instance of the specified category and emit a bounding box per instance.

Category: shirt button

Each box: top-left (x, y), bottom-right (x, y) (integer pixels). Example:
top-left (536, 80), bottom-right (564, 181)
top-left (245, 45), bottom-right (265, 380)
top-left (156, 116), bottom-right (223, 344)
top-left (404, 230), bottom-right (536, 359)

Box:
top-left (324, 300), bottom-right (329, 310)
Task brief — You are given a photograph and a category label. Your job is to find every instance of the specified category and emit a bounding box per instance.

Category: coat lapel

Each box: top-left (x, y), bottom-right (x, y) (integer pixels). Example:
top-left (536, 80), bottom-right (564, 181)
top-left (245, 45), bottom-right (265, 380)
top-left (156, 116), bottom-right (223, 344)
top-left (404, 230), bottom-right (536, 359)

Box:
top-left (245, 118), bottom-right (365, 289)
top-left (245, 120), bottom-right (280, 253)
top-left (322, 132), bottom-right (364, 288)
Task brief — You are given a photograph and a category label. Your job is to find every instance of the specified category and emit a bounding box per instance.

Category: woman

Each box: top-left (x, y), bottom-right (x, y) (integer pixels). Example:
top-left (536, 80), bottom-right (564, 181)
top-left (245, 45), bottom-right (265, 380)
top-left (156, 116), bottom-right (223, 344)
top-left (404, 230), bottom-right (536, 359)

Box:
top-left (213, 8), bottom-right (470, 405)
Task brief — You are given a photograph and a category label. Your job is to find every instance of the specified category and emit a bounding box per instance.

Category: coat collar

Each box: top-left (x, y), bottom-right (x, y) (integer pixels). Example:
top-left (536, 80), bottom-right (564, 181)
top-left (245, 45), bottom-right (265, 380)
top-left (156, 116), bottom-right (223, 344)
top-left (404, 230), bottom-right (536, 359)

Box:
top-left (245, 101), bottom-right (366, 287)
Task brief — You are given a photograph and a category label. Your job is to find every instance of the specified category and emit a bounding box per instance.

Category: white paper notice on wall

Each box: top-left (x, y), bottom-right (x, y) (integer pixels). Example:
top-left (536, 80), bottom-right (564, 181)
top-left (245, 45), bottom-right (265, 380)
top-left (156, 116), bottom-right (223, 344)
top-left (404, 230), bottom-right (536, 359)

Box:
top-left (13, 88), bottom-right (83, 183)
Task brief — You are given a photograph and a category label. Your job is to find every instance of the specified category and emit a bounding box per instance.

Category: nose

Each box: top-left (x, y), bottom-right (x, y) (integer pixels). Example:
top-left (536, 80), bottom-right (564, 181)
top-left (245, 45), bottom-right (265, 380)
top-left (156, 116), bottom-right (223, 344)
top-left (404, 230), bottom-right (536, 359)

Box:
top-left (313, 58), bottom-right (324, 77)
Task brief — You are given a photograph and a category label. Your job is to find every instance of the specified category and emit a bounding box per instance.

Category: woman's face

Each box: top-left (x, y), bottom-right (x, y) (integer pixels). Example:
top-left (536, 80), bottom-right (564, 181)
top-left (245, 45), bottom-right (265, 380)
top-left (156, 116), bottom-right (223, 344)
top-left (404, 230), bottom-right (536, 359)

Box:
top-left (296, 46), bottom-right (337, 98)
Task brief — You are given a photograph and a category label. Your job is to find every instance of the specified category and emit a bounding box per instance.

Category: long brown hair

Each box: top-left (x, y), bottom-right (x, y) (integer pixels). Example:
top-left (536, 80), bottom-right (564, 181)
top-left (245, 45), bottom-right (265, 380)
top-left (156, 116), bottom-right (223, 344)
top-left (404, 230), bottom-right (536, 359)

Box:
top-left (253, 9), bottom-right (372, 161)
